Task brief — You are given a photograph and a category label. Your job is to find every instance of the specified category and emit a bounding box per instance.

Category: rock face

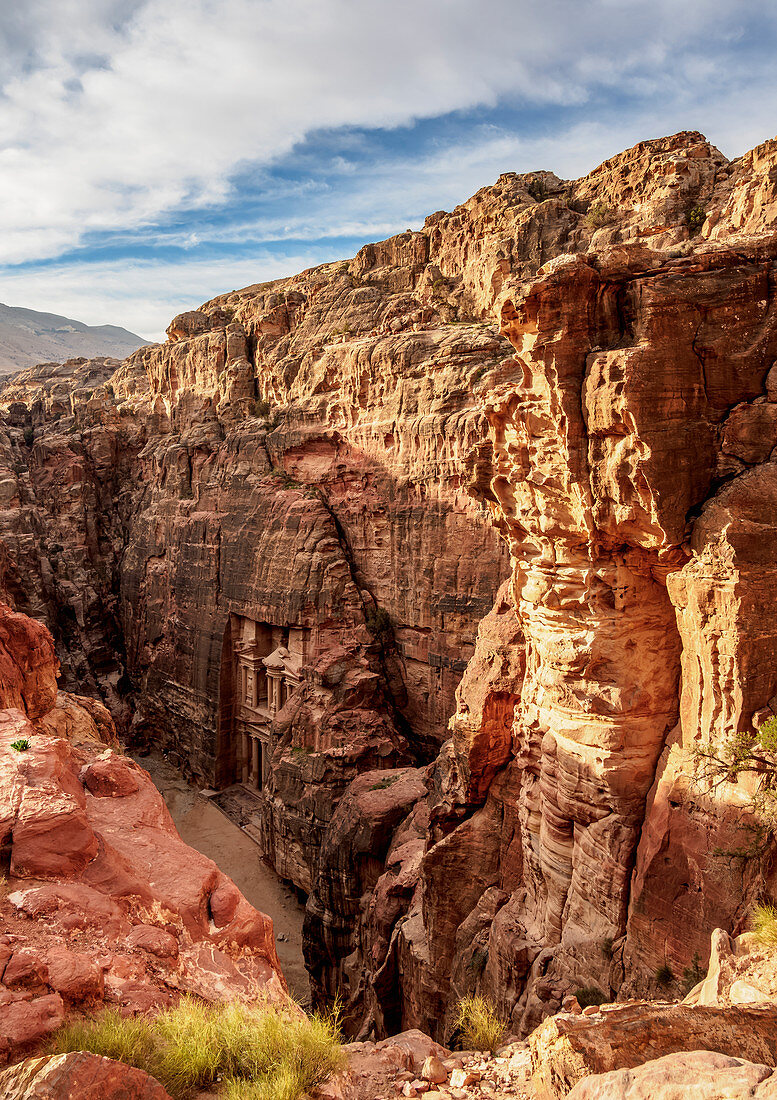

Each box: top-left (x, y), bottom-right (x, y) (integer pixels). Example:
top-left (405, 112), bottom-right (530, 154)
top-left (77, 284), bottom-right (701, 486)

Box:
top-left (0, 1051), bottom-right (172, 1100)
top-left (529, 1001), bottom-right (777, 1099)
top-left (0, 605), bottom-right (284, 1064)
top-left (2, 129), bottom-right (777, 1045)
top-left (566, 1051), bottom-right (777, 1100)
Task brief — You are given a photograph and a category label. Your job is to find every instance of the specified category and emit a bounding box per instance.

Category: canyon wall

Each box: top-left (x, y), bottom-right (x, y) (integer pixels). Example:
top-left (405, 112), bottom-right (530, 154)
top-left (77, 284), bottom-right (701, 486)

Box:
top-left (1, 130), bottom-right (777, 1041)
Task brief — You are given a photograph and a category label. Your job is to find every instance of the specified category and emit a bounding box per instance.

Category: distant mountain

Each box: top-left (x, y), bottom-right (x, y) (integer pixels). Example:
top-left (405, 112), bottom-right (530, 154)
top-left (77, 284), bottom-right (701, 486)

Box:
top-left (0, 302), bottom-right (148, 375)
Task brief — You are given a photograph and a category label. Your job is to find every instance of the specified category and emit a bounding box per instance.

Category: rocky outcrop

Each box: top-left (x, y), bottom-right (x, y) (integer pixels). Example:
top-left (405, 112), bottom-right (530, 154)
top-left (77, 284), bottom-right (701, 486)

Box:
top-left (295, 133), bottom-right (777, 1039)
top-left (0, 606), bottom-right (285, 1064)
top-left (529, 1001), bottom-right (777, 1099)
top-left (2, 129), bottom-right (777, 1049)
top-left (0, 1052), bottom-right (172, 1100)
top-left (566, 1051), bottom-right (777, 1100)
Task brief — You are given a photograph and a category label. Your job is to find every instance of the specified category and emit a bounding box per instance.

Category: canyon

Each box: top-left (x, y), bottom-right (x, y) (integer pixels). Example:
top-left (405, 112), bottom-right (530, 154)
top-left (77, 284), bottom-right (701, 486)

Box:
top-left (2, 129), bottom-right (777, 1094)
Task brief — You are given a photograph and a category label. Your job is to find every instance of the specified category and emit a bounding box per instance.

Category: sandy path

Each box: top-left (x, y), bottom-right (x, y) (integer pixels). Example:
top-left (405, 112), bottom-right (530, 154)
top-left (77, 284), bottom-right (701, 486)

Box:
top-left (133, 751), bottom-right (310, 1005)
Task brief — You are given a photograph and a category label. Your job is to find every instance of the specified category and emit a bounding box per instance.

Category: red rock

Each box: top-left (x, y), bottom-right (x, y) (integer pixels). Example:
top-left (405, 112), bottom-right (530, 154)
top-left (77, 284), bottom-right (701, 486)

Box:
top-left (44, 946), bottom-right (104, 1001)
top-left (0, 603), bottom-right (58, 719)
top-left (2, 951), bottom-right (48, 992)
top-left (125, 924), bottom-right (179, 959)
top-left (0, 609), bottom-right (285, 1064)
top-left (0, 1051), bottom-right (172, 1099)
top-left (81, 752), bottom-right (140, 796)
top-left (0, 994), bottom-right (64, 1051)
top-left (529, 1001), bottom-right (777, 1099)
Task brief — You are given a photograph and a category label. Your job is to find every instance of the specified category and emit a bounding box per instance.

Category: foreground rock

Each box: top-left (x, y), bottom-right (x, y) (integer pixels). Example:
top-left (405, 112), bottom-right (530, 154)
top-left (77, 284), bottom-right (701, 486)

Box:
top-left (566, 1050), bottom-right (777, 1100)
top-left (529, 1001), bottom-right (777, 1099)
top-left (0, 1051), bottom-right (171, 1099)
top-left (315, 1029), bottom-right (534, 1100)
top-left (0, 605), bottom-right (285, 1064)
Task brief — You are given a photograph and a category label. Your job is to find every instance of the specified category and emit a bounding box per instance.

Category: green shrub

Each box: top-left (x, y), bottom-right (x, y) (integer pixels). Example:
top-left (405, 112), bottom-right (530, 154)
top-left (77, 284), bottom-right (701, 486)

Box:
top-left (22, 427), bottom-right (34, 446)
top-left (369, 774), bottom-right (399, 791)
top-left (455, 994), bottom-right (505, 1052)
top-left (50, 998), bottom-right (345, 1100)
top-left (10, 739), bottom-right (30, 752)
top-left (685, 204), bottom-right (706, 235)
top-left (574, 986), bottom-right (607, 1009)
top-left (365, 605), bottom-right (392, 643)
top-left (682, 951), bottom-right (705, 993)
top-left (586, 202), bottom-right (613, 229)
top-left (253, 398), bottom-right (272, 419)
top-left (655, 963), bottom-right (675, 986)
top-left (752, 902), bottom-right (777, 948)
top-left (527, 177), bottom-right (547, 202)
top-left (600, 937), bottom-right (614, 960)
top-left (467, 947), bottom-right (489, 974)
top-left (50, 1010), bottom-right (159, 1080)
top-left (269, 467), bottom-right (300, 489)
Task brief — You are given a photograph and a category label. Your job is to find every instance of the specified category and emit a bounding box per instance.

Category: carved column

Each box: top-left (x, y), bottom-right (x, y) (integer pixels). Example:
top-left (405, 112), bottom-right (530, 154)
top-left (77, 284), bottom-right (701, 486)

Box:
top-left (251, 736), bottom-right (260, 788)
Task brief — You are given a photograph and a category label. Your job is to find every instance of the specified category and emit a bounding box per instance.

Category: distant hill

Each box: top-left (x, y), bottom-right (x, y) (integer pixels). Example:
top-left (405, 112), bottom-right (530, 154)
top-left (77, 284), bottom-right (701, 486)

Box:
top-left (0, 302), bottom-right (148, 375)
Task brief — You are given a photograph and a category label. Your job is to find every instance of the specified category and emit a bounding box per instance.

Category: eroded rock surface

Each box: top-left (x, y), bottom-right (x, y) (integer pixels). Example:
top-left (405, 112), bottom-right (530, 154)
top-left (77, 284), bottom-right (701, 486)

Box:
top-left (0, 1051), bottom-right (172, 1100)
top-left (2, 130), bottom-right (777, 1048)
top-left (0, 606), bottom-right (284, 1064)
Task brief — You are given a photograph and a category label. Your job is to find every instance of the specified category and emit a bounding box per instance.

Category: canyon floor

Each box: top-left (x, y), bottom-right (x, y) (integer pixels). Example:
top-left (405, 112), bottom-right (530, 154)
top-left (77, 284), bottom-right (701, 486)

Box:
top-left (132, 750), bottom-right (309, 1004)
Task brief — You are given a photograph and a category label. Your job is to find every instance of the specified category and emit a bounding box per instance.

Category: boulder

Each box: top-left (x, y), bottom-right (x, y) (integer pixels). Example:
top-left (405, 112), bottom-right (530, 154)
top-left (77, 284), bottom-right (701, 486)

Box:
top-left (0, 1051), bottom-right (172, 1099)
top-left (530, 1002), bottom-right (777, 1099)
top-left (567, 1050), bottom-right (777, 1099)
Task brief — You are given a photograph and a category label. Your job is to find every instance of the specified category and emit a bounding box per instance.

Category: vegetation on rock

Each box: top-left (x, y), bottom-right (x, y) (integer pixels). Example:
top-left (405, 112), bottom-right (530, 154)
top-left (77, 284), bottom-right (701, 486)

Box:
top-left (50, 998), bottom-right (345, 1100)
top-left (585, 201), bottom-right (613, 228)
top-left (574, 986), bottom-right (608, 1009)
top-left (751, 902), bottom-right (777, 949)
top-left (455, 994), bottom-right (505, 1053)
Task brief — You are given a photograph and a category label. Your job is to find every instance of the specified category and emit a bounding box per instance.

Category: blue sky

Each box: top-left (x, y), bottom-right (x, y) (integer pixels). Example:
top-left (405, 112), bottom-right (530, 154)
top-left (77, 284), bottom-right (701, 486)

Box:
top-left (0, 0), bottom-right (775, 340)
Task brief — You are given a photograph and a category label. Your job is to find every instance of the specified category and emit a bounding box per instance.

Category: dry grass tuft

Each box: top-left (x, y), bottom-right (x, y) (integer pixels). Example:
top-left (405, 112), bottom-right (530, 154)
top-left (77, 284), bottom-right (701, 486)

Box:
top-left (455, 994), bottom-right (505, 1053)
top-left (752, 902), bottom-right (777, 948)
top-left (50, 997), bottom-right (345, 1100)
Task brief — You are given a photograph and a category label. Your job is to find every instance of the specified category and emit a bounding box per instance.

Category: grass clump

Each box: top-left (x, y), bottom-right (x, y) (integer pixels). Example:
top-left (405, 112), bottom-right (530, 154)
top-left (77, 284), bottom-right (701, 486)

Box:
top-left (574, 986), bottom-right (607, 1009)
top-left (50, 998), bottom-right (345, 1100)
top-left (51, 1010), bottom-right (159, 1077)
top-left (10, 738), bottom-right (30, 752)
top-left (752, 902), bottom-right (777, 948)
top-left (455, 994), bottom-right (505, 1053)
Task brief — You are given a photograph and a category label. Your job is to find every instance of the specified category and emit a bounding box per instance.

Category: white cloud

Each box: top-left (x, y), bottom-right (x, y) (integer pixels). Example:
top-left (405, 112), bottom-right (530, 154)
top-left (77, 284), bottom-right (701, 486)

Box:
top-left (0, 0), bottom-right (774, 264)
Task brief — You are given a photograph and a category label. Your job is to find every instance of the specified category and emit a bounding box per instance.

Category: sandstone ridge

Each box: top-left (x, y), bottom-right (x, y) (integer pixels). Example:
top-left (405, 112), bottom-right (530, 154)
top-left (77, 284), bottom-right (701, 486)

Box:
top-left (1, 130), bottom-right (777, 1067)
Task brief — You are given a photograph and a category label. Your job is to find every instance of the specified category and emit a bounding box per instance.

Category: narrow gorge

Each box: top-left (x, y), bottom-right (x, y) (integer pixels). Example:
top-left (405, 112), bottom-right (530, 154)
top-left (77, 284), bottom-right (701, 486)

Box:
top-left (3, 129), bottom-right (777, 1096)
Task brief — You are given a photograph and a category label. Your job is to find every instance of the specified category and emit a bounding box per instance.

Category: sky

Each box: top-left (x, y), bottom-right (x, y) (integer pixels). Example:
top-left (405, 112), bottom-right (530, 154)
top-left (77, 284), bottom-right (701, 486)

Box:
top-left (0, 1), bottom-right (775, 341)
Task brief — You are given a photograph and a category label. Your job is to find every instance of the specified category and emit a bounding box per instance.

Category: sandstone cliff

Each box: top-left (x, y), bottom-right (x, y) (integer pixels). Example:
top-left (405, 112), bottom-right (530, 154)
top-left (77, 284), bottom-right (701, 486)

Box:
top-left (1, 130), bottom-right (777, 1047)
top-left (0, 605), bottom-right (285, 1065)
